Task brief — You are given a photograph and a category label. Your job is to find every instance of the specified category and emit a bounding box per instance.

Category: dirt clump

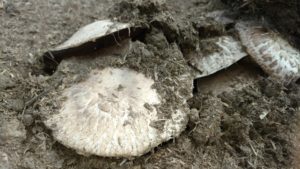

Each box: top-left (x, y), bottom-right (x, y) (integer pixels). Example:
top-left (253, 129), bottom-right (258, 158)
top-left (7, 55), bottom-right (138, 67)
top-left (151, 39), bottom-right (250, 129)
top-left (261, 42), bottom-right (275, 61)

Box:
top-left (187, 79), bottom-right (300, 169)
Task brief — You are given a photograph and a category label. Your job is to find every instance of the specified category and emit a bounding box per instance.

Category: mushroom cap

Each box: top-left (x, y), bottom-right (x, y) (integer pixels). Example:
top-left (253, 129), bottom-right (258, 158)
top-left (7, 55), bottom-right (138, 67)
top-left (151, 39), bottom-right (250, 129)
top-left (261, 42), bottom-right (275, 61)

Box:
top-left (55, 20), bottom-right (130, 51)
top-left (46, 67), bottom-right (187, 157)
top-left (43, 41), bottom-right (193, 158)
top-left (42, 20), bottom-right (136, 72)
top-left (235, 21), bottom-right (300, 83)
top-left (205, 10), bottom-right (234, 25)
top-left (190, 36), bottom-right (247, 78)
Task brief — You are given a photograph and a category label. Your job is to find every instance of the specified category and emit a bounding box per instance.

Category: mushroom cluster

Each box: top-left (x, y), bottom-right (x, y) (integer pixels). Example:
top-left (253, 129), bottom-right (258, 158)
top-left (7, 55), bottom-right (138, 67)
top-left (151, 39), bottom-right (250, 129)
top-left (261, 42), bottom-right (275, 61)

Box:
top-left (42, 13), bottom-right (300, 158)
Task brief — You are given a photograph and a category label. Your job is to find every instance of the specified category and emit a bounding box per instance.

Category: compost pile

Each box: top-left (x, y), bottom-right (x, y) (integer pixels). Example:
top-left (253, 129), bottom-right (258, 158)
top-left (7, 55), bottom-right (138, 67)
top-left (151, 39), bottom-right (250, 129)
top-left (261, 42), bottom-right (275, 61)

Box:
top-left (0, 0), bottom-right (299, 169)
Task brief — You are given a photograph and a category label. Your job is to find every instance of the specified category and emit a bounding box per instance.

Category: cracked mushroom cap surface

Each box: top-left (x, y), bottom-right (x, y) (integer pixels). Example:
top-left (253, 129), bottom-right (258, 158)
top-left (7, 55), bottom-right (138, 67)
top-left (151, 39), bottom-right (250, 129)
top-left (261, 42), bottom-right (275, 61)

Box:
top-left (235, 21), bottom-right (300, 83)
top-left (190, 36), bottom-right (247, 78)
top-left (42, 40), bottom-right (193, 157)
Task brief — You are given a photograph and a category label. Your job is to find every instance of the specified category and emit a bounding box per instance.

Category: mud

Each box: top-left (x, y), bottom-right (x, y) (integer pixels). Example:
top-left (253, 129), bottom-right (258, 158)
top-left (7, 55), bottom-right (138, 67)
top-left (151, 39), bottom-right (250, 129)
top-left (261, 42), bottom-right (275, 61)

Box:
top-left (0, 0), bottom-right (300, 168)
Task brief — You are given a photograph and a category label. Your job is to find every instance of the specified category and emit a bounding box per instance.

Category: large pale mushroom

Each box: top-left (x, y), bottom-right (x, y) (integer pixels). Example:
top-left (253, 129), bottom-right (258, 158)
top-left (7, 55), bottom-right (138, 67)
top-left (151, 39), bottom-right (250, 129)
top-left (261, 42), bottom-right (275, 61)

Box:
top-left (46, 67), bottom-right (188, 157)
top-left (235, 21), bottom-right (300, 84)
top-left (42, 29), bottom-right (193, 157)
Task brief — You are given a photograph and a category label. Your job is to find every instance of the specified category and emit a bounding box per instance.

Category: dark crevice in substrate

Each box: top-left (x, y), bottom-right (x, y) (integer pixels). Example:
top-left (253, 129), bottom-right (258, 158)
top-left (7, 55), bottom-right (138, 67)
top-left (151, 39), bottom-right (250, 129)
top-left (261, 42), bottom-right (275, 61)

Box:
top-left (296, 78), bottom-right (300, 85)
top-left (192, 79), bottom-right (198, 94)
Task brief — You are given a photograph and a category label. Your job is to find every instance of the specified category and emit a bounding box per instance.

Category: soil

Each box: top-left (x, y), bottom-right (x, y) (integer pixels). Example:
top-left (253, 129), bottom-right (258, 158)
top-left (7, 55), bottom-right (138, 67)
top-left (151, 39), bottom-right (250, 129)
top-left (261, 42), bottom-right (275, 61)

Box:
top-left (0, 0), bottom-right (299, 169)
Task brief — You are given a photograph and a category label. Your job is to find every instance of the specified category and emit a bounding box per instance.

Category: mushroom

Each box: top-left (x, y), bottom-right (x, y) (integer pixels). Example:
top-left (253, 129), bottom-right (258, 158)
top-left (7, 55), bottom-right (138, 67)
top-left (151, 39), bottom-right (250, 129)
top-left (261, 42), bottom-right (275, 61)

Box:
top-left (235, 21), bottom-right (300, 84)
top-left (190, 35), bottom-right (247, 78)
top-left (43, 20), bottom-right (144, 72)
top-left (46, 67), bottom-right (188, 157)
top-left (53, 20), bottom-right (130, 51)
top-left (42, 39), bottom-right (193, 157)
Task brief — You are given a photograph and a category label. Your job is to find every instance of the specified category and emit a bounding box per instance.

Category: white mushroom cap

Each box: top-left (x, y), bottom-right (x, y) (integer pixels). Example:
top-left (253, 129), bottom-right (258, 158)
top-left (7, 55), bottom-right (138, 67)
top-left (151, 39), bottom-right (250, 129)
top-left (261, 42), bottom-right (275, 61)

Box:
top-left (54, 20), bottom-right (131, 51)
top-left (43, 20), bottom-right (138, 71)
top-left (236, 21), bottom-right (300, 83)
top-left (45, 67), bottom-right (187, 157)
top-left (190, 36), bottom-right (247, 78)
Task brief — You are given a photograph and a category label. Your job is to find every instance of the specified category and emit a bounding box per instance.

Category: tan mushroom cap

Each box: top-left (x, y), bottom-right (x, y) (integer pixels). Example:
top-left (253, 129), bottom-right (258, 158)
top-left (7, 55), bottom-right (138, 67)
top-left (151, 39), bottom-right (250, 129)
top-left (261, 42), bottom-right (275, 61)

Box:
top-left (45, 67), bottom-right (187, 157)
top-left (190, 36), bottom-right (247, 78)
top-left (54, 20), bottom-right (131, 51)
top-left (235, 21), bottom-right (300, 83)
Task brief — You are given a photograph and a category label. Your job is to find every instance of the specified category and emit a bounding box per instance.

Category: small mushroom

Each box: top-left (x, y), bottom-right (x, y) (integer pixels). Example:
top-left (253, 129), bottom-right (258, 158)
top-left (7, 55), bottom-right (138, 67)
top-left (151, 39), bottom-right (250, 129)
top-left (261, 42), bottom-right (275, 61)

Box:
top-left (190, 36), bottom-right (247, 78)
top-left (53, 20), bottom-right (130, 51)
top-left (43, 20), bottom-right (144, 72)
top-left (235, 21), bottom-right (300, 84)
